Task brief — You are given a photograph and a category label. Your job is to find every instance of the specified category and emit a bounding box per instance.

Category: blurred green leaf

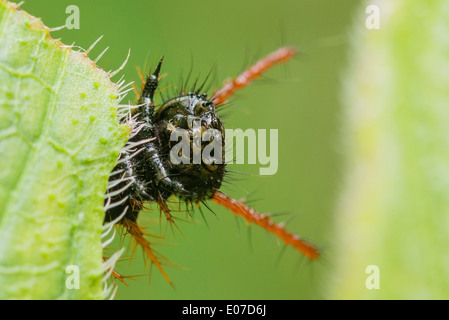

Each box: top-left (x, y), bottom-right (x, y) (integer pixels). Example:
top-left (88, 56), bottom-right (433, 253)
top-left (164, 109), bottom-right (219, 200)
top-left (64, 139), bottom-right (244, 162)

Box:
top-left (331, 0), bottom-right (449, 299)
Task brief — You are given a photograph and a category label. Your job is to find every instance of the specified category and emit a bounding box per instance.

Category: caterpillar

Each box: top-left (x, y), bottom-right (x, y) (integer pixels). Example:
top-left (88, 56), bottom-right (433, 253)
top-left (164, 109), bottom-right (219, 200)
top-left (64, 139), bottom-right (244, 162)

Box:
top-left (102, 47), bottom-right (320, 288)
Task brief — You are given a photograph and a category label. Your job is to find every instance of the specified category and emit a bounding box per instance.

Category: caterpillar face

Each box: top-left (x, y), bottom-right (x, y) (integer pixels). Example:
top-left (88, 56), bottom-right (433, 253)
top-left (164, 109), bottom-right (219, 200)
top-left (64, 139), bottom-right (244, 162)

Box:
top-left (155, 93), bottom-right (226, 201)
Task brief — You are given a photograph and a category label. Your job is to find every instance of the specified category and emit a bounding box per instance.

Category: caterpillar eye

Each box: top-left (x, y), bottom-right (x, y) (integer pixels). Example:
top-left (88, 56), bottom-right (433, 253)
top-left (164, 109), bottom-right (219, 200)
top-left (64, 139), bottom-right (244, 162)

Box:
top-left (194, 102), bottom-right (207, 116)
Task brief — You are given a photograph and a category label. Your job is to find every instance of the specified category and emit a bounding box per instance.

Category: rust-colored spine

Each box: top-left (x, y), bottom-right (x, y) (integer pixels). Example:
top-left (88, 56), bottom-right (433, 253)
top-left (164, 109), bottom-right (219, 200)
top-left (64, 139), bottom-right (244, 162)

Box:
top-left (122, 219), bottom-right (174, 287)
top-left (212, 47), bottom-right (297, 105)
top-left (211, 191), bottom-right (319, 260)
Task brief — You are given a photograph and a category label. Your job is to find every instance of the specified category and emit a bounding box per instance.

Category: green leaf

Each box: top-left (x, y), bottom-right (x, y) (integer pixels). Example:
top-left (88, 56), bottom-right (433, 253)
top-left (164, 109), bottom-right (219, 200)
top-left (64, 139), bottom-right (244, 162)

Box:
top-left (330, 1), bottom-right (449, 299)
top-left (0, 1), bottom-right (128, 299)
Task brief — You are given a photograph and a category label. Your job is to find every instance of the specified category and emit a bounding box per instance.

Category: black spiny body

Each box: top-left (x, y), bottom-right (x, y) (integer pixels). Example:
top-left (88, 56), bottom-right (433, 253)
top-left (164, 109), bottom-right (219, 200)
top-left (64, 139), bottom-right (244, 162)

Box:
top-left (104, 58), bottom-right (226, 225)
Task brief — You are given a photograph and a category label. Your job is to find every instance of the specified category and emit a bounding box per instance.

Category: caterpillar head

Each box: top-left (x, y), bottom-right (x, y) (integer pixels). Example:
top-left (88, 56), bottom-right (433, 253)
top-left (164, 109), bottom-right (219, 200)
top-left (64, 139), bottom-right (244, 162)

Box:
top-left (155, 93), bottom-right (226, 201)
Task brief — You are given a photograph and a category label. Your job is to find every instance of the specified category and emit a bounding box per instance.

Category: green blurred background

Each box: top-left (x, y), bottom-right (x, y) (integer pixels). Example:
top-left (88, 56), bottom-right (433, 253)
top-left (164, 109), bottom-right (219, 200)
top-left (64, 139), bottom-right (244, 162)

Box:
top-left (15, 0), bottom-right (361, 299)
